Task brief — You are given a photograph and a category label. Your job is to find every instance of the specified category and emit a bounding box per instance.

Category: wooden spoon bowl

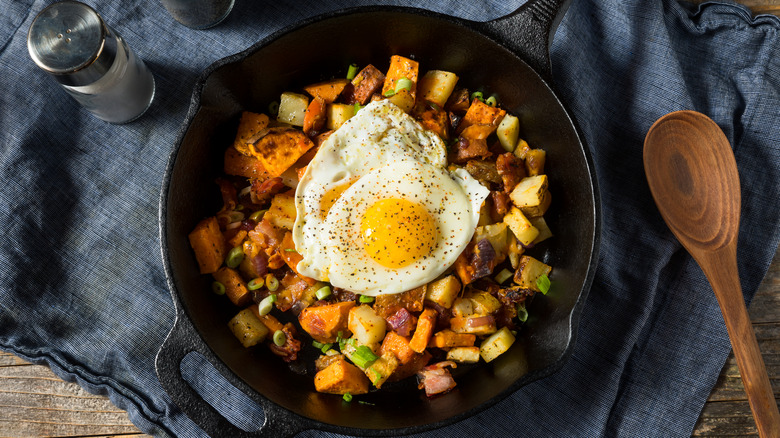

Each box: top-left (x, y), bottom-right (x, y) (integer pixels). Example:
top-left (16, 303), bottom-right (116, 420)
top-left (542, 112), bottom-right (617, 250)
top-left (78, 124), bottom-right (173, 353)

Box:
top-left (644, 110), bottom-right (779, 438)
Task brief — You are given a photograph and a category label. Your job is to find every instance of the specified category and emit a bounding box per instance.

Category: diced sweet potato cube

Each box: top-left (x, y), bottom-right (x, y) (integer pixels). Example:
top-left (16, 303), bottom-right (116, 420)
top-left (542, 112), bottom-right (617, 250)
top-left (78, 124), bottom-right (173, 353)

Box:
top-left (303, 96), bottom-right (327, 136)
top-left (279, 231), bottom-right (316, 285)
top-left (188, 217), bottom-right (226, 274)
top-left (298, 301), bottom-right (355, 343)
top-left (212, 267), bottom-right (252, 306)
top-left (388, 350), bottom-right (432, 382)
top-left (232, 111), bottom-right (270, 156)
top-left (382, 55), bottom-right (419, 100)
top-left (380, 331), bottom-right (417, 365)
top-left (409, 308), bottom-right (437, 353)
top-left (304, 78), bottom-right (349, 103)
top-left (456, 98), bottom-right (506, 135)
top-left (344, 64), bottom-right (385, 105)
top-left (314, 357), bottom-right (370, 395)
top-left (431, 329), bottom-right (476, 349)
top-left (248, 128), bottom-right (315, 177)
top-left (224, 147), bottom-right (271, 180)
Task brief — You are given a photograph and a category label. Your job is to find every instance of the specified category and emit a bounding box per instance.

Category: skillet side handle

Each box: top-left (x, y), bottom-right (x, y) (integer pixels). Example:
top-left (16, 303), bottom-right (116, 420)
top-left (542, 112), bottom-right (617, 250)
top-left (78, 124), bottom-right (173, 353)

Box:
top-left (478, 0), bottom-right (572, 82)
top-left (155, 310), bottom-right (308, 438)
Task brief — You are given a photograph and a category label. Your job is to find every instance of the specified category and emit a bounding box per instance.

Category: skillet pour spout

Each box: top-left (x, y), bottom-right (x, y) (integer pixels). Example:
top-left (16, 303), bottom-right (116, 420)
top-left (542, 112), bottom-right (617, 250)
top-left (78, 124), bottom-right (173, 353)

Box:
top-left (156, 1), bottom-right (600, 436)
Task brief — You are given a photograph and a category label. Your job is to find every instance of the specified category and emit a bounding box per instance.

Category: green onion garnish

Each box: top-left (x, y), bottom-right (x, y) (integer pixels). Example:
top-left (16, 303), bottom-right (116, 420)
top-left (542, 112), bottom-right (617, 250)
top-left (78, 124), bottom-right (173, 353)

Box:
top-left (485, 95), bottom-right (498, 107)
top-left (211, 281), bottom-right (225, 295)
top-left (266, 274), bottom-right (279, 292)
top-left (268, 101), bottom-right (279, 117)
top-left (312, 340), bottom-right (324, 349)
top-left (346, 63), bottom-right (358, 80)
top-left (257, 294), bottom-right (277, 316)
top-left (337, 331), bottom-right (346, 350)
top-left (284, 248), bottom-right (297, 252)
top-left (225, 247), bottom-right (244, 268)
top-left (516, 302), bottom-right (528, 322)
top-left (351, 345), bottom-right (378, 369)
top-left (343, 392), bottom-right (353, 402)
top-left (494, 268), bottom-right (513, 284)
top-left (272, 330), bottom-right (286, 346)
top-left (320, 343), bottom-right (333, 354)
top-left (358, 295), bottom-right (374, 303)
top-left (470, 91), bottom-right (484, 102)
top-left (353, 102), bottom-right (363, 115)
top-left (247, 277), bottom-right (264, 291)
top-left (249, 209), bottom-right (267, 222)
top-left (315, 286), bottom-right (332, 300)
top-left (394, 77), bottom-right (413, 93)
top-left (383, 89), bottom-right (396, 97)
top-left (536, 273), bottom-right (551, 295)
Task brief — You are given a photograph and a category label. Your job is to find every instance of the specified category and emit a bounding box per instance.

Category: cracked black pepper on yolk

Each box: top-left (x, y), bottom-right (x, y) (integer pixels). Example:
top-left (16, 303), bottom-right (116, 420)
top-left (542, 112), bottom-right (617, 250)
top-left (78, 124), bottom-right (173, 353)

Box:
top-left (360, 198), bottom-right (437, 269)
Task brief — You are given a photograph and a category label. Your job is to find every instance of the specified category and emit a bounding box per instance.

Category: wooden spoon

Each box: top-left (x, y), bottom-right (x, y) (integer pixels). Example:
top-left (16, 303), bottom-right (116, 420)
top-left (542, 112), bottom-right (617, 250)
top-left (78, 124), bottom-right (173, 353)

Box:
top-left (643, 110), bottom-right (779, 437)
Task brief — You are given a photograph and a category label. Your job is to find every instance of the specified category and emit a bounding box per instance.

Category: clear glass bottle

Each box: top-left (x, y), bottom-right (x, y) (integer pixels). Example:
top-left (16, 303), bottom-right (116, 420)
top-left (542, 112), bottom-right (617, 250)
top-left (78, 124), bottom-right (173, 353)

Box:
top-left (27, 1), bottom-right (155, 124)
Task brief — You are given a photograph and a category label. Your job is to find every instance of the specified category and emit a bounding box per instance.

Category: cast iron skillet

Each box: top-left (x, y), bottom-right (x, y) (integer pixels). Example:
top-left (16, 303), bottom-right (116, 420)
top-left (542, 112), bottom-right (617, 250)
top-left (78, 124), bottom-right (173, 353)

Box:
top-left (157, 0), bottom-right (600, 436)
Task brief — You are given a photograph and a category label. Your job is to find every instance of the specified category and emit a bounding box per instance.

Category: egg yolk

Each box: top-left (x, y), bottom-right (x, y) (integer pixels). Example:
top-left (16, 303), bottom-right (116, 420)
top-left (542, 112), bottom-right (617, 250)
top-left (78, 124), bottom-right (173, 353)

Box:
top-left (360, 198), bottom-right (437, 269)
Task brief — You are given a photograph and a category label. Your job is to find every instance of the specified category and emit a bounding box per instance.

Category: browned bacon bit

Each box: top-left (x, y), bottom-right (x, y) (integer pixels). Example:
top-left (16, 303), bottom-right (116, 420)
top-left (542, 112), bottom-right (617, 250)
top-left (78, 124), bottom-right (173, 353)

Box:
top-left (249, 218), bottom-right (285, 249)
top-left (450, 134), bottom-right (492, 164)
top-left (417, 361), bottom-right (457, 397)
top-left (472, 238), bottom-right (498, 279)
top-left (496, 152), bottom-right (527, 193)
top-left (250, 176), bottom-right (286, 205)
top-left (386, 308), bottom-right (418, 337)
top-left (269, 323), bottom-right (302, 362)
top-left (332, 287), bottom-right (357, 303)
top-left (490, 191), bottom-right (511, 216)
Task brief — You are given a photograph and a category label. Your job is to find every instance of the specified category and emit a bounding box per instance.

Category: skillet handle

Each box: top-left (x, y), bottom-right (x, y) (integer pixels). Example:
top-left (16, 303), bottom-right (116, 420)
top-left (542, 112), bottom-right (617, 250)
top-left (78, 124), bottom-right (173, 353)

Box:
top-left (155, 308), bottom-right (311, 437)
top-left (477, 0), bottom-right (572, 82)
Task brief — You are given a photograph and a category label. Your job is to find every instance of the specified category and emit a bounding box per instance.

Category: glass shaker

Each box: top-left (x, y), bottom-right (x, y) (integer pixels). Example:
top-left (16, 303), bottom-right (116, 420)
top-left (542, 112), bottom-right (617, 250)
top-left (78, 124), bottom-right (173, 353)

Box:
top-left (159, 0), bottom-right (235, 29)
top-left (27, 1), bottom-right (155, 124)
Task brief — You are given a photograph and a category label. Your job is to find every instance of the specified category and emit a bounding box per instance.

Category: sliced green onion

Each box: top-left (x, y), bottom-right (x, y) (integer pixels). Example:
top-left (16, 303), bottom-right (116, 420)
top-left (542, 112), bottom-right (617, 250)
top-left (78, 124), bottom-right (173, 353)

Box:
top-left (516, 302), bottom-right (528, 322)
top-left (358, 295), bottom-right (374, 304)
top-left (247, 277), bottom-right (264, 291)
top-left (225, 247), bottom-right (244, 268)
top-left (284, 248), bottom-right (297, 252)
top-left (249, 209), bottom-right (267, 222)
top-left (312, 340), bottom-right (325, 349)
top-left (325, 349), bottom-right (339, 356)
top-left (494, 268), bottom-right (513, 284)
top-left (357, 400), bottom-right (375, 406)
top-left (265, 274), bottom-right (279, 292)
top-left (342, 392), bottom-right (353, 402)
top-left (351, 345), bottom-right (379, 369)
top-left (470, 91), bottom-right (484, 102)
top-left (320, 343), bottom-right (333, 353)
top-left (394, 77), bottom-right (413, 93)
top-left (383, 89), bottom-right (396, 97)
top-left (272, 330), bottom-right (286, 346)
top-left (268, 101), bottom-right (279, 117)
top-left (346, 63), bottom-right (359, 80)
top-left (485, 95), bottom-right (498, 107)
top-left (536, 273), bottom-right (551, 295)
top-left (257, 294), bottom-right (277, 316)
top-left (315, 286), bottom-right (332, 300)
top-left (211, 281), bottom-right (225, 295)
top-left (337, 331), bottom-right (347, 350)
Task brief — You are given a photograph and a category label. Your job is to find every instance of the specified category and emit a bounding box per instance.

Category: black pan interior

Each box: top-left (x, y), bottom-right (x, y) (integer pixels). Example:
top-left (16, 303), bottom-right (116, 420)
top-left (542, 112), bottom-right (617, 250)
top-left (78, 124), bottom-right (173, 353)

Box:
top-left (163, 9), bottom-right (596, 433)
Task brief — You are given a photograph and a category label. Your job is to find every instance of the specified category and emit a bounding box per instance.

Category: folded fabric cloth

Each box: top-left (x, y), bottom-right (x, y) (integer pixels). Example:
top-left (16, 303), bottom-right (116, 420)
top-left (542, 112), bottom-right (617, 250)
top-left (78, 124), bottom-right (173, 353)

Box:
top-left (1, 0), bottom-right (778, 436)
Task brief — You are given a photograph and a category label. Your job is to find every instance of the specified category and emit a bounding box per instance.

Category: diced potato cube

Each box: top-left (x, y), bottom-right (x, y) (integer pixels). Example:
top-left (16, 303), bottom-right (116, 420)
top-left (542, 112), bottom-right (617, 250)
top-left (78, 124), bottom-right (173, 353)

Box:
top-left (503, 207), bottom-right (539, 247)
top-left (513, 138), bottom-right (531, 160)
top-left (348, 304), bottom-right (386, 347)
top-left (473, 223), bottom-right (509, 257)
top-left (364, 352), bottom-right (399, 388)
top-left (417, 70), bottom-right (459, 107)
top-left (314, 357), bottom-right (370, 395)
top-left (497, 114), bottom-right (520, 152)
top-left (425, 275), bottom-right (461, 309)
top-left (521, 190), bottom-right (551, 218)
top-left (264, 190), bottom-right (296, 230)
top-left (514, 255), bottom-right (552, 292)
top-left (188, 216), bottom-right (225, 274)
top-left (228, 308), bottom-right (269, 348)
top-left (277, 92), bottom-right (309, 126)
top-left (529, 216), bottom-right (553, 244)
top-left (480, 326), bottom-right (515, 363)
top-left (382, 55), bottom-right (419, 101)
top-left (507, 234), bottom-right (524, 269)
top-left (464, 290), bottom-right (502, 316)
top-left (525, 148), bottom-right (546, 176)
top-left (509, 175), bottom-right (548, 209)
top-left (327, 103), bottom-right (354, 130)
top-left (451, 297), bottom-right (475, 318)
top-left (446, 346), bottom-right (481, 364)
top-left (385, 88), bottom-right (415, 113)
top-left (449, 316), bottom-right (497, 336)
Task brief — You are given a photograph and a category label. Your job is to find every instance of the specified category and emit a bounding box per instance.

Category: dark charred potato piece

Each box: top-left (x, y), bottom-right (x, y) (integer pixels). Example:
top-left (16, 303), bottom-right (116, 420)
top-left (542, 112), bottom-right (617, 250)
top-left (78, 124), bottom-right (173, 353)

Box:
top-left (445, 88), bottom-right (470, 114)
top-left (342, 64), bottom-right (385, 105)
top-left (450, 136), bottom-right (492, 164)
top-left (465, 160), bottom-right (501, 186)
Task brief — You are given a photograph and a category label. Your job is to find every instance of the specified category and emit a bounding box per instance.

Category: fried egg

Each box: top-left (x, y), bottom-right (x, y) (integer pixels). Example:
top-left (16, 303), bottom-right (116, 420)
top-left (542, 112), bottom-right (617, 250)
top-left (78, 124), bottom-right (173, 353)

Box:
top-left (293, 99), bottom-right (489, 295)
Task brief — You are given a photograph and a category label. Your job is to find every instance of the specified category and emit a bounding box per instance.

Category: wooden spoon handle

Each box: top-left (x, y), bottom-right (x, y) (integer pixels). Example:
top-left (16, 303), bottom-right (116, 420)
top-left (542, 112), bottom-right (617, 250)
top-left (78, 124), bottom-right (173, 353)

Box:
top-left (700, 244), bottom-right (780, 438)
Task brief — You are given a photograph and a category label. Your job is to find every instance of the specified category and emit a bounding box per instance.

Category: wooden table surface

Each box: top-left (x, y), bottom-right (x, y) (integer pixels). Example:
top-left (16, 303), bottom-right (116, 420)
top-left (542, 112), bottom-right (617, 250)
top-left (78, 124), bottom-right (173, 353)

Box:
top-left (2, 1), bottom-right (780, 437)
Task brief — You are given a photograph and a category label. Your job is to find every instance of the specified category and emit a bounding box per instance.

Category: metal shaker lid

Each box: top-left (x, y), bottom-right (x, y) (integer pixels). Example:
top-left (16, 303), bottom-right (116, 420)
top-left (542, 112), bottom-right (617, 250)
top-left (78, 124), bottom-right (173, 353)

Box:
top-left (27, 1), bottom-right (117, 87)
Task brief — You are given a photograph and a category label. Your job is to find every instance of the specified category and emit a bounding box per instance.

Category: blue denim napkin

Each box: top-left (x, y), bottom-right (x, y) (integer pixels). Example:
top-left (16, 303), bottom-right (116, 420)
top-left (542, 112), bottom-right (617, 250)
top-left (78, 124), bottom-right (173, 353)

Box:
top-left (1, 0), bottom-right (778, 436)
